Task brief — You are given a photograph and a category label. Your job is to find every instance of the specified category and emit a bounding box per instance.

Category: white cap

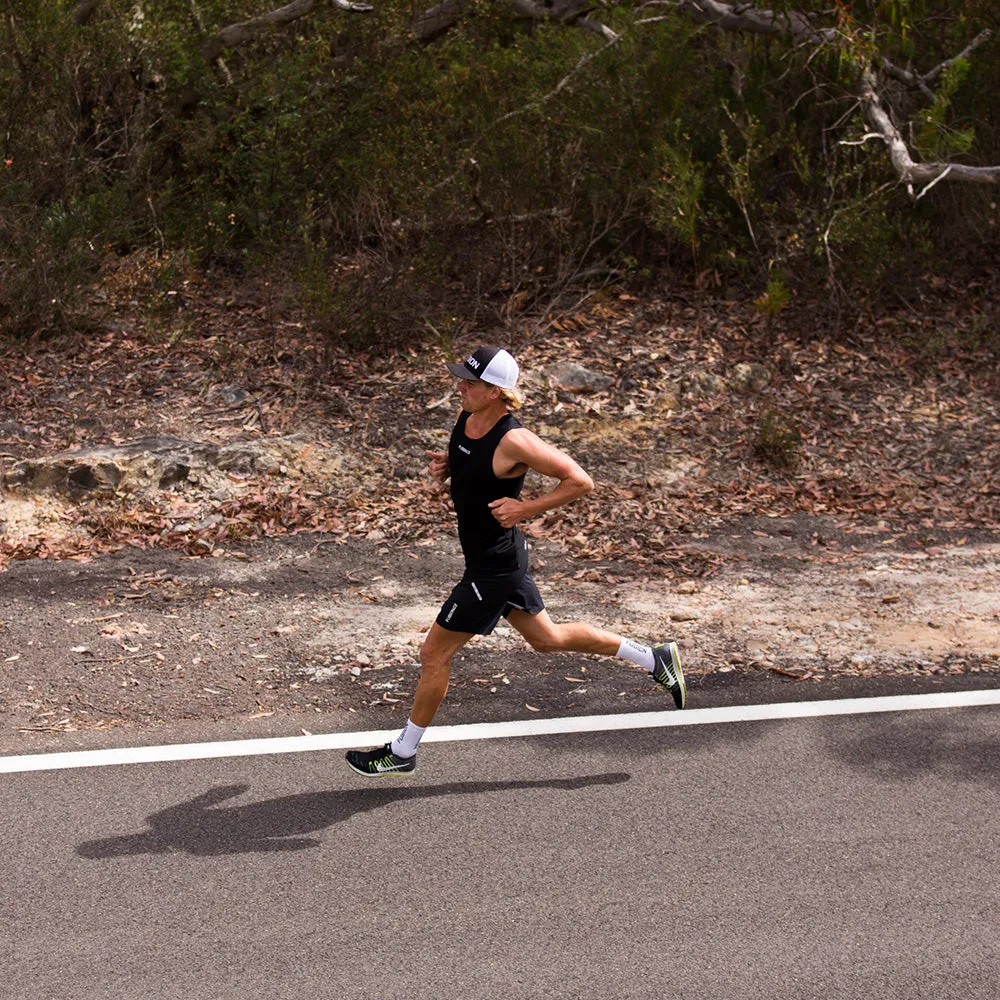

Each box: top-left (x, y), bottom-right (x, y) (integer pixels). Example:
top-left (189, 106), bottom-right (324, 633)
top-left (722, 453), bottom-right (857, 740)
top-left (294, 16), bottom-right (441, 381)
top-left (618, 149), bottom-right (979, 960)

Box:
top-left (446, 346), bottom-right (519, 390)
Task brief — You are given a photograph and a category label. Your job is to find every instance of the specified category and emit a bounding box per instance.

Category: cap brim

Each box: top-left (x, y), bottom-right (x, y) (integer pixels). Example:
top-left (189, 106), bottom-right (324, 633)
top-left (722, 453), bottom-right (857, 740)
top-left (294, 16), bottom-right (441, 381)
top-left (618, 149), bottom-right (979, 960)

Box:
top-left (446, 362), bottom-right (480, 380)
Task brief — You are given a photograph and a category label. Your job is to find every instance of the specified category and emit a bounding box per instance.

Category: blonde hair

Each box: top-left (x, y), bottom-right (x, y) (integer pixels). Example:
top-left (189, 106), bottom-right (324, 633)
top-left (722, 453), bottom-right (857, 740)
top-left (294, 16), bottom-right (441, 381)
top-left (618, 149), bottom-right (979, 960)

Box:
top-left (500, 385), bottom-right (525, 410)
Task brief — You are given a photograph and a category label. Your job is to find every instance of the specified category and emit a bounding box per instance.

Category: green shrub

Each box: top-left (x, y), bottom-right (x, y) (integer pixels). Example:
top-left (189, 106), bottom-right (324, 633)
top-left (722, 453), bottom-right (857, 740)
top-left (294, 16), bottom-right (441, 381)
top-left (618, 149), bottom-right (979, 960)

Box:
top-left (0, 0), bottom-right (998, 340)
top-left (755, 408), bottom-right (802, 469)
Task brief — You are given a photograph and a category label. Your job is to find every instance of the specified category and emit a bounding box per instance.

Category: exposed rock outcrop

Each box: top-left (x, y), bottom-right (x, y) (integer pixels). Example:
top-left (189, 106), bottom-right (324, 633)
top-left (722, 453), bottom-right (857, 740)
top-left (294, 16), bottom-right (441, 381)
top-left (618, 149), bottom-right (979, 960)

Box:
top-left (2, 435), bottom-right (311, 498)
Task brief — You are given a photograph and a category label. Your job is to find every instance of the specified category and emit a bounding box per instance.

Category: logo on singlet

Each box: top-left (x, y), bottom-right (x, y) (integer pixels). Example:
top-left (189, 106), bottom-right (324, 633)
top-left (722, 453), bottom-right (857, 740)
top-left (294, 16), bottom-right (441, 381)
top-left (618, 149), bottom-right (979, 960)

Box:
top-left (458, 444), bottom-right (471, 455)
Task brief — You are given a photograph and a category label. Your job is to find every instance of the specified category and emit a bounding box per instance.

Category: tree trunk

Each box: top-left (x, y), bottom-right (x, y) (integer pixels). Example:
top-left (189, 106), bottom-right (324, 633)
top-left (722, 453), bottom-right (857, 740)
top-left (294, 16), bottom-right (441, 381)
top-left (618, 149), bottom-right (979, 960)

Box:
top-left (73, 0), bottom-right (103, 26)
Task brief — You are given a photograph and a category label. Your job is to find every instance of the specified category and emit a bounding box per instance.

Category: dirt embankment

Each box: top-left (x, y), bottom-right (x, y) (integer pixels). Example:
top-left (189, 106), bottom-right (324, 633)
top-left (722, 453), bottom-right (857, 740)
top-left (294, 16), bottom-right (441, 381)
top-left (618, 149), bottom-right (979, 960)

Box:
top-left (1, 516), bottom-right (997, 752)
top-left (1, 280), bottom-right (998, 747)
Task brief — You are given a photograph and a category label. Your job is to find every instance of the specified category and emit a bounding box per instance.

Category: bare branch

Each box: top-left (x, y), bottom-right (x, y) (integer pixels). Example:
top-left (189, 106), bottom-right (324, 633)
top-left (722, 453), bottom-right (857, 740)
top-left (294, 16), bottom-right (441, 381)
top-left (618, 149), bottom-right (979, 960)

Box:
top-left (410, 0), bottom-right (468, 43)
top-left (202, 0), bottom-right (373, 62)
top-left (915, 164), bottom-right (952, 202)
top-left (423, 18), bottom-right (624, 204)
top-left (881, 30), bottom-right (993, 101)
top-left (921, 28), bottom-right (993, 86)
top-left (838, 132), bottom-right (886, 148)
top-left (679, 0), bottom-right (837, 44)
top-left (574, 17), bottom-right (619, 43)
top-left (508, 0), bottom-right (619, 41)
top-left (411, 0), bottom-right (618, 45)
top-left (494, 29), bottom-right (624, 127)
top-left (672, 0), bottom-right (999, 188)
top-left (879, 57), bottom-right (935, 102)
top-left (189, 0), bottom-right (234, 85)
top-left (857, 66), bottom-right (1000, 187)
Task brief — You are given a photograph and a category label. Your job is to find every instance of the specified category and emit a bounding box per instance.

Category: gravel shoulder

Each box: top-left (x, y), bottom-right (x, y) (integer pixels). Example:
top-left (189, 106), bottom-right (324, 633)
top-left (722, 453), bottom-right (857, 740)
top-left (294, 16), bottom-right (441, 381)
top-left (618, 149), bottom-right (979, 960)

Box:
top-left (2, 515), bottom-right (997, 755)
top-left (2, 289), bottom-right (998, 754)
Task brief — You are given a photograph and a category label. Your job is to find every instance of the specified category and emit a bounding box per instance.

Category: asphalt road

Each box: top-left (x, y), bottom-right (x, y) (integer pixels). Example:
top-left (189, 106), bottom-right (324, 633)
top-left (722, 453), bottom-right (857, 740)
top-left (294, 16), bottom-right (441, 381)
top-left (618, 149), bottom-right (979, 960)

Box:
top-left (4, 702), bottom-right (1000, 1000)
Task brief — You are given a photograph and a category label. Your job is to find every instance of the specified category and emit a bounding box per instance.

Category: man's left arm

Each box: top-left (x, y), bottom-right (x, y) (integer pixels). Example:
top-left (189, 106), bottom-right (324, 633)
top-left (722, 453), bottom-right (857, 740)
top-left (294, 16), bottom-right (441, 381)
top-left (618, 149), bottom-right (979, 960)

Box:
top-left (488, 429), bottom-right (594, 528)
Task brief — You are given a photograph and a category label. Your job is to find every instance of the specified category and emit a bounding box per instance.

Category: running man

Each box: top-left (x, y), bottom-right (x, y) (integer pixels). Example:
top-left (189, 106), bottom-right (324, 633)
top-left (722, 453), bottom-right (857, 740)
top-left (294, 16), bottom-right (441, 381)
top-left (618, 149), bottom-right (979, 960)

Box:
top-left (346, 345), bottom-right (685, 776)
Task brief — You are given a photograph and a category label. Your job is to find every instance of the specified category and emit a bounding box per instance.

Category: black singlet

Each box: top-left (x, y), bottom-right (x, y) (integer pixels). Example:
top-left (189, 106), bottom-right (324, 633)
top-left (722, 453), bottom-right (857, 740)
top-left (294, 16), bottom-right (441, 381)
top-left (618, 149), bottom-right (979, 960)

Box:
top-left (448, 410), bottom-right (526, 574)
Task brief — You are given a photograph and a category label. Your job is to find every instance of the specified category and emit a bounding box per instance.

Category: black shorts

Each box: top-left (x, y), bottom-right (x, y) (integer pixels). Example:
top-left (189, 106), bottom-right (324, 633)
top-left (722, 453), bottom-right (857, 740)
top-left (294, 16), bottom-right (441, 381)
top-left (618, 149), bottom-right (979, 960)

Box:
top-left (436, 569), bottom-right (545, 635)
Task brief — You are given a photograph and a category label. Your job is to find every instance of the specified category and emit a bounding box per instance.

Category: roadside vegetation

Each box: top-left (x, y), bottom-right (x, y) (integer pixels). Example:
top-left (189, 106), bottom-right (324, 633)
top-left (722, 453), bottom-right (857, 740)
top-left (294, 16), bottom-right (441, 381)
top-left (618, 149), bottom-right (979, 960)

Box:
top-left (1, 1), bottom-right (998, 347)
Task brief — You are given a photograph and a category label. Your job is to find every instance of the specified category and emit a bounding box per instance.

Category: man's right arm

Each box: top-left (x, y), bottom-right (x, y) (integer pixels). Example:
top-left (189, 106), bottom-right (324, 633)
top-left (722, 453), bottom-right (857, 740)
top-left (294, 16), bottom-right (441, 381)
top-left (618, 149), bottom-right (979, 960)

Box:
top-left (426, 449), bottom-right (449, 484)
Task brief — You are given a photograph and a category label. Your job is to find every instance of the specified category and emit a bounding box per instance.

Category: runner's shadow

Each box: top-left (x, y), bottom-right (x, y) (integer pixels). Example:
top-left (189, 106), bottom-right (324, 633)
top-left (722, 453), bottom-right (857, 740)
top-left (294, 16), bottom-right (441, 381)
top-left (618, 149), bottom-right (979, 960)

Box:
top-left (76, 772), bottom-right (630, 858)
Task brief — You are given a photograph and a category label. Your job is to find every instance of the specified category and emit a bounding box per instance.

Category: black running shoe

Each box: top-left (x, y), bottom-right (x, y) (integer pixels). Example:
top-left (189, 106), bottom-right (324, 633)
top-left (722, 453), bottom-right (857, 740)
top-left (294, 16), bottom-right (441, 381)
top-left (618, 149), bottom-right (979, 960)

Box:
top-left (345, 742), bottom-right (416, 777)
top-left (651, 641), bottom-right (686, 709)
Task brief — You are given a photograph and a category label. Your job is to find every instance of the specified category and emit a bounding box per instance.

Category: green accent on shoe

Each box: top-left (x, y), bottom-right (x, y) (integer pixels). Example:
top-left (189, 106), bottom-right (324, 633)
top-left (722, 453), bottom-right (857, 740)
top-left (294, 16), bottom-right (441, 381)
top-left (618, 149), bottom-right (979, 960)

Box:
top-left (345, 742), bottom-right (416, 777)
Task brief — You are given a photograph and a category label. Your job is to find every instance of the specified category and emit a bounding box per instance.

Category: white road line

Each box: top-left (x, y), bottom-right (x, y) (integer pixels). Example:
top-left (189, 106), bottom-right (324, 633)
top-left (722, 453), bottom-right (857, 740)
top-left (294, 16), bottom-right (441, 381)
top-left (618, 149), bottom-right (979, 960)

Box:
top-left (2, 689), bottom-right (999, 775)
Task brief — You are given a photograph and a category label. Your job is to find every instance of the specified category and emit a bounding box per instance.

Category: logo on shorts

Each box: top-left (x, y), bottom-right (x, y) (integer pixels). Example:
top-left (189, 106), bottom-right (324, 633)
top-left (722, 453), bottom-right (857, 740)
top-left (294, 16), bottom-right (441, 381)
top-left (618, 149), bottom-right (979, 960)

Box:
top-left (445, 602), bottom-right (457, 623)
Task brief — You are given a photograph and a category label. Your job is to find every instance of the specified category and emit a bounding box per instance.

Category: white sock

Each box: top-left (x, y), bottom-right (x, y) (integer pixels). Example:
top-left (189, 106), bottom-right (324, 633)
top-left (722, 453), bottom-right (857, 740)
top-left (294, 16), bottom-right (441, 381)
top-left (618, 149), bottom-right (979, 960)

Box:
top-left (617, 638), bottom-right (655, 672)
top-left (391, 719), bottom-right (426, 759)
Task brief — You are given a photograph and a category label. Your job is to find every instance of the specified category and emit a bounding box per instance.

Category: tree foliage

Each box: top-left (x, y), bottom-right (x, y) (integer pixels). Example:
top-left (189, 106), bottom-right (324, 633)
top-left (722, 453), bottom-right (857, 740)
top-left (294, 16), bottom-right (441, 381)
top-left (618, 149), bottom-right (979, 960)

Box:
top-left (1, 0), bottom-right (997, 341)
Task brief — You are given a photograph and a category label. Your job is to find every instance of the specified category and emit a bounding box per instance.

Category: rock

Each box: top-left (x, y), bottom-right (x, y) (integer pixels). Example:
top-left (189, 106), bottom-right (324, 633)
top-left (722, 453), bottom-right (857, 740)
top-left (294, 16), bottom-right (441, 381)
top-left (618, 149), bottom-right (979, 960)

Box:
top-left (1, 434), bottom-right (311, 498)
top-left (690, 372), bottom-right (728, 398)
top-left (207, 385), bottom-right (250, 406)
top-left (731, 362), bottom-right (770, 394)
top-left (3, 455), bottom-right (125, 495)
top-left (549, 362), bottom-right (613, 393)
top-left (158, 461), bottom-right (192, 489)
top-left (0, 421), bottom-right (40, 442)
top-left (303, 666), bottom-right (338, 683)
top-left (215, 443), bottom-right (265, 474)
top-left (670, 609), bottom-right (701, 622)
top-left (2, 437), bottom-right (219, 496)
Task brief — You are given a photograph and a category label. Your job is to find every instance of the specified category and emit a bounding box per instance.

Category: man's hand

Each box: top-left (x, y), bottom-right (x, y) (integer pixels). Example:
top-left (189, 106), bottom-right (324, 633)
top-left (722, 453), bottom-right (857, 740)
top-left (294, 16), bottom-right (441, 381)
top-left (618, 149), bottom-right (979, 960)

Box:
top-left (488, 496), bottom-right (527, 528)
top-left (426, 449), bottom-right (449, 485)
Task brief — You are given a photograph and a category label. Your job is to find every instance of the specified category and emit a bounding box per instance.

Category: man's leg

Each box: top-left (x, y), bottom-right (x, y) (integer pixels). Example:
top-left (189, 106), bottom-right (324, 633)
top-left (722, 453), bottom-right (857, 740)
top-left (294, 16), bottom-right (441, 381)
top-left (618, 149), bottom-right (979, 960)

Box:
top-left (506, 609), bottom-right (623, 656)
top-left (507, 609), bottom-right (686, 708)
top-left (410, 622), bottom-right (475, 727)
top-left (345, 622), bottom-right (473, 777)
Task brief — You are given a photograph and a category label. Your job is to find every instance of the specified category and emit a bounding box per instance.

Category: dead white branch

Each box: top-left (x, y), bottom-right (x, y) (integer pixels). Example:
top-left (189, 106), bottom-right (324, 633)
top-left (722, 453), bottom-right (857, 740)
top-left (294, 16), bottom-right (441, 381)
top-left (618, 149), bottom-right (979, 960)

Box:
top-left (202, 0), bottom-right (373, 61)
top-left (880, 29), bottom-right (992, 102)
top-left (189, 0), bottom-right (234, 84)
top-left (410, 0), bottom-right (467, 43)
top-left (417, 19), bottom-right (624, 211)
top-left (858, 66), bottom-right (1000, 187)
top-left (674, 0), bottom-right (999, 188)
top-left (922, 28), bottom-right (993, 86)
top-left (495, 30), bottom-right (624, 126)
top-left (915, 164), bottom-right (953, 202)
top-left (679, 0), bottom-right (837, 44)
top-left (508, 0), bottom-right (619, 41)
top-left (410, 0), bottom-right (617, 44)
